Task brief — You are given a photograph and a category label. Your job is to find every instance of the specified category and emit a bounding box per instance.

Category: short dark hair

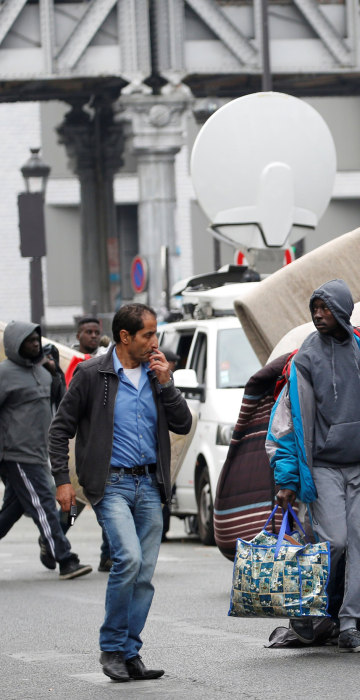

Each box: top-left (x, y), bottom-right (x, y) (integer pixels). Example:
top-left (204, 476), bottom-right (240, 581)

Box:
top-left (112, 303), bottom-right (157, 343)
top-left (77, 315), bottom-right (100, 331)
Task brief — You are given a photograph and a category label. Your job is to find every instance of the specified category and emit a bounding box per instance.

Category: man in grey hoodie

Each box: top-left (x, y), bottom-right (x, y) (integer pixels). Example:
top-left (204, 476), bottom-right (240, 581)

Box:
top-left (266, 279), bottom-right (360, 652)
top-left (0, 320), bottom-right (92, 580)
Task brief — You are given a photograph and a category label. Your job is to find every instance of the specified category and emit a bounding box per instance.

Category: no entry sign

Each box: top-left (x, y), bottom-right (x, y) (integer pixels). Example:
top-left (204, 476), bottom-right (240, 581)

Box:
top-left (130, 255), bottom-right (148, 293)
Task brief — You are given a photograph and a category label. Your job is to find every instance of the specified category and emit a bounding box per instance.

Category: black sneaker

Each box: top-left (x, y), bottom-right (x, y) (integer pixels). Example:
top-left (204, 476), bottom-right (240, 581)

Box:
top-left (98, 557), bottom-right (113, 572)
top-left (38, 536), bottom-right (56, 570)
top-left (338, 628), bottom-right (360, 652)
top-left (100, 651), bottom-right (130, 681)
top-left (289, 618), bottom-right (315, 644)
top-left (59, 555), bottom-right (92, 580)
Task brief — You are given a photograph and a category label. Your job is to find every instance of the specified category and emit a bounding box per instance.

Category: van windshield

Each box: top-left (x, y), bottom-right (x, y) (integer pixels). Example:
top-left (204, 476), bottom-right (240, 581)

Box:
top-left (217, 328), bottom-right (261, 388)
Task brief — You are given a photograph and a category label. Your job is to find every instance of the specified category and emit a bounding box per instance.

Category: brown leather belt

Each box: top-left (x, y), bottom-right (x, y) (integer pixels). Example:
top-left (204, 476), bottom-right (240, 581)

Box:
top-left (110, 464), bottom-right (156, 476)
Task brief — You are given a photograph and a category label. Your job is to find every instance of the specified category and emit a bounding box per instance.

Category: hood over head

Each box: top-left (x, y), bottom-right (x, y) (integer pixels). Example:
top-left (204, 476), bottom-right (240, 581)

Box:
top-left (309, 279), bottom-right (354, 338)
top-left (4, 320), bottom-right (42, 366)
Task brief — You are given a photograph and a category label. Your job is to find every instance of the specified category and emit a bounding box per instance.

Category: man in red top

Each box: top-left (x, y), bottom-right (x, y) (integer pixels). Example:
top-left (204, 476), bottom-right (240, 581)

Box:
top-left (63, 316), bottom-right (112, 571)
top-left (65, 316), bottom-right (104, 386)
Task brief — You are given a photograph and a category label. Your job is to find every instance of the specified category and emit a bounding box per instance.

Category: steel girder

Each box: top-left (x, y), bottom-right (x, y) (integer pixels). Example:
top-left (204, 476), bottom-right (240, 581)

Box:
top-left (185, 0), bottom-right (258, 67)
top-left (118, 0), bottom-right (151, 85)
top-left (293, 0), bottom-right (352, 66)
top-left (0, 1), bottom-right (359, 100)
top-left (56, 0), bottom-right (118, 70)
top-left (151, 0), bottom-right (186, 81)
top-left (55, 0), bottom-right (151, 80)
top-left (0, 0), bottom-right (28, 46)
top-left (39, 0), bottom-right (56, 73)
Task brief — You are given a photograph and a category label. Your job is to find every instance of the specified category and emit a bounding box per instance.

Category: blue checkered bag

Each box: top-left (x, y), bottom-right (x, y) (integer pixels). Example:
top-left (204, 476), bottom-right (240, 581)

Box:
top-left (228, 505), bottom-right (330, 619)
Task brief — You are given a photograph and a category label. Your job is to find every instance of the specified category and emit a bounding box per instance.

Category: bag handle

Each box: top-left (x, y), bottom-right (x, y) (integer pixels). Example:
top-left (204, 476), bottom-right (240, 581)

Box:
top-left (264, 504), bottom-right (307, 559)
top-left (264, 503), bottom-right (306, 535)
top-left (287, 503), bottom-right (306, 536)
top-left (264, 504), bottom-right (292, 534)
top-left (263, 504), bottom-right (280, 531)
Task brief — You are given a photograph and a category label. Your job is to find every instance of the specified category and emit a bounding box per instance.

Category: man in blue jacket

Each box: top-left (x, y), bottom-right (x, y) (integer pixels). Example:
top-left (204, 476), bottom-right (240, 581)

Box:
top-left (266, 279), bottom-right (360, 652)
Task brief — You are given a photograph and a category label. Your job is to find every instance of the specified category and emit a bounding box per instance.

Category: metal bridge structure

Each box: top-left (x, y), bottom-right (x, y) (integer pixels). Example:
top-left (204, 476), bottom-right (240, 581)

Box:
top-left (1, 0), bottom-right (359, 310)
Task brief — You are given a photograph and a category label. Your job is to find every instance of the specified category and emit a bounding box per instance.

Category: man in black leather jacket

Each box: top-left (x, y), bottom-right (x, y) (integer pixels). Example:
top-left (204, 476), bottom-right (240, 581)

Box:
top-left (49, 303), bottom-right (192, 682)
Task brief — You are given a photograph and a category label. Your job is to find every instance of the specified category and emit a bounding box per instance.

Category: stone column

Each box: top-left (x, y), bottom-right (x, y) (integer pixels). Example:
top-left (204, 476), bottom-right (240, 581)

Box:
top-left (115, 93), bottom-right (191, 311)
top-left (57, 101), bottom-right (124, 313)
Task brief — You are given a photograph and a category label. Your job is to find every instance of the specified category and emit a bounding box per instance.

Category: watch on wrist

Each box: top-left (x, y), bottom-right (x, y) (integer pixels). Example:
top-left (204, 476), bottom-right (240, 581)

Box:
top-left (160, 379), bottom-right (173, 389)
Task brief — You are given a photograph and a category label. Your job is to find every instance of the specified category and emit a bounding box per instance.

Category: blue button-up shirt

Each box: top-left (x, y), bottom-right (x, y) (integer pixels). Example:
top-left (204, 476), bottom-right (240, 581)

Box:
top-left (110, 347), bottom-right (158, 467)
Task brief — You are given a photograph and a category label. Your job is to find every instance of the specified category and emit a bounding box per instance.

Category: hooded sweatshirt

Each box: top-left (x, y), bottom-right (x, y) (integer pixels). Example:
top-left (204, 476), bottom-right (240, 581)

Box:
top-left (0, 321), bottom-right (52, 465)
top-left (294, 279), bottom-right (360, 467)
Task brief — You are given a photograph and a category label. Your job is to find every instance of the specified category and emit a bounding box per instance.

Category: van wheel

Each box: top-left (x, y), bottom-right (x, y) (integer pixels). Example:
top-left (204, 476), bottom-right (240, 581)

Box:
top-left (196, 465), bottom-right (215, 546)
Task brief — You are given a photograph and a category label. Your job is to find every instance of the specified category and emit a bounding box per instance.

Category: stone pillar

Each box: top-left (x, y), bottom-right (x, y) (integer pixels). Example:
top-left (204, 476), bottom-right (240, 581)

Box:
top-left (115, 93), bottom-right (191, 311)
top-left (57, 101), bottom-right (124, 313)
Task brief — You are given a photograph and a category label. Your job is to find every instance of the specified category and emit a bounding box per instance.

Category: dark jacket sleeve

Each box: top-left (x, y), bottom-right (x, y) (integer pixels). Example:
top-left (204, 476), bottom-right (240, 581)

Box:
top-left (50, 371), bottom-right (66, 411)
top-left (159, 382), bottom-right (192, 435)
top-left (48, 366), bottom-right (87, 486)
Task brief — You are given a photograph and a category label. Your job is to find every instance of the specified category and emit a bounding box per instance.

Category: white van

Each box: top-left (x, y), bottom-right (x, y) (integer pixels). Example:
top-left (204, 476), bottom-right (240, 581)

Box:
top-left (158, 273), bottom-right (261, 544)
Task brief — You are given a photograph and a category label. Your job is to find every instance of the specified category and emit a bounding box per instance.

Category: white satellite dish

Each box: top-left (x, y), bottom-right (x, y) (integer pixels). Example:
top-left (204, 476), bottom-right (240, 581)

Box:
top-left (190, 92), bottom-right (337, 251)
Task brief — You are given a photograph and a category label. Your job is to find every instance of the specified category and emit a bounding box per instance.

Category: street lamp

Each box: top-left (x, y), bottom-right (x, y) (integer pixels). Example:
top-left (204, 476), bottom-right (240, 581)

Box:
top-left (21, 147), bottom-right (51, 194)
top-left (18, 148), bottom-right (51, 326)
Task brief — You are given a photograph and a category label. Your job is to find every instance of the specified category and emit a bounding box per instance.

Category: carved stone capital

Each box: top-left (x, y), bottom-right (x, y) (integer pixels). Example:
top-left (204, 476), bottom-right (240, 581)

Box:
top-left (114, 93), bottom-right (192, 156)
top-left (57, 103), bottom-right (124, 176)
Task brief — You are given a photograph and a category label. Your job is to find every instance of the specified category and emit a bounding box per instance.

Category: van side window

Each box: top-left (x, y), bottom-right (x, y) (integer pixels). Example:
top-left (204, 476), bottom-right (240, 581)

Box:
top-left (189, 332), bottom-right (207, 384)
top-left (176, 333), bottom-right (194, 369)
top-left (160, 330), bottom-right (195, 369)
top-left (216, 327), bottom-right (261, 388)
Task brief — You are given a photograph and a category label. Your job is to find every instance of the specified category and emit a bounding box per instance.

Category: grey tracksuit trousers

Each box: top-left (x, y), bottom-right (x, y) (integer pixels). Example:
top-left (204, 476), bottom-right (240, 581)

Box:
top-left (310, 466), bottom-right (360, 631)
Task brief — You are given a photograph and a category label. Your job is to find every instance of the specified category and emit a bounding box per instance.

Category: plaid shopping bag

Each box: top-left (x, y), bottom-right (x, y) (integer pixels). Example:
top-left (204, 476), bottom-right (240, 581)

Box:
top-left (228, 505), bottom-right (330, 619)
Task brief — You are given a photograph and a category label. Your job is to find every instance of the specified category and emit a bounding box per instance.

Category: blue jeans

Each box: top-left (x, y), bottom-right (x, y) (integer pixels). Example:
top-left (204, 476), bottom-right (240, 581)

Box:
top-left (93, 469), bottom-right (163, 657)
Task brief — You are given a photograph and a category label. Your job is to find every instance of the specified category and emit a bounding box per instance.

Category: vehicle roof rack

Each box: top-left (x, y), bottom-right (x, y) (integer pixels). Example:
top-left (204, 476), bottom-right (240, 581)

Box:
top-left (172, 265), bottom-right (260, 296)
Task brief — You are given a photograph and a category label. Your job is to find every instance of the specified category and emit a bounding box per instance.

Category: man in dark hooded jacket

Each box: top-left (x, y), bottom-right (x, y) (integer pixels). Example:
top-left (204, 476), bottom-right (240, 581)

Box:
top-left (266, 279), bottom-right (360, 652)
top-left (0, 320), bottom-right (92, 580)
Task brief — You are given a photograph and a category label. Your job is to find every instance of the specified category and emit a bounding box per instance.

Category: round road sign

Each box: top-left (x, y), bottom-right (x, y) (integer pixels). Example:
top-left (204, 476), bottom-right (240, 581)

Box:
top-left (130, 255), bottom-right (148, 294)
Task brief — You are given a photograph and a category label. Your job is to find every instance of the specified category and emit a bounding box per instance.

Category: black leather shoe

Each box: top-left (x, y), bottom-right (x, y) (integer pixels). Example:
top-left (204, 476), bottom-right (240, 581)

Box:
top-left (126, 655), bottom-right (164, 680)
top-left (100, 651), bottom-right (130, 681)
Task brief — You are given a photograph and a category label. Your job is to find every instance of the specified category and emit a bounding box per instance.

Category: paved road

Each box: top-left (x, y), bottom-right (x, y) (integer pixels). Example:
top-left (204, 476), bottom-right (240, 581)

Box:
top-left (1, 506), bottom-right (359, 700)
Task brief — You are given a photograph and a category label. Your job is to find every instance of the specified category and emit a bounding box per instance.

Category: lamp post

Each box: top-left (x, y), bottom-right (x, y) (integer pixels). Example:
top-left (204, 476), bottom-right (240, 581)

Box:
top-left (18, 148), bottom-right (51, 326)
top-left (260, 0), bottom-right (272, 92)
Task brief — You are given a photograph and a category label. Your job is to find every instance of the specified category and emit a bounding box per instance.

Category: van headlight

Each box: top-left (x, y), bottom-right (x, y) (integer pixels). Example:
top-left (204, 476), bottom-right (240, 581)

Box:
top-left (216, 423), bottom-right (235, 445)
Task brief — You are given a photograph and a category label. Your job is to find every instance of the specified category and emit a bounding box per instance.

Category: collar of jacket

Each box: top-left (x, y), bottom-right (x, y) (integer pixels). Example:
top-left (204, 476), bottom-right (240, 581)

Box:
top-left (97, 343), bottom-right (160, 391)
top-left (97, 343), bottom-right (118, 375)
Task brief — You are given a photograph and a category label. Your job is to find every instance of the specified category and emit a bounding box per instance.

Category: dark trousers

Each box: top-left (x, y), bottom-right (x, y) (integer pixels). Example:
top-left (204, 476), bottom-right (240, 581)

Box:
top-left (1, 470), bottom-right (111, 561)
top-left (0, 477), bottom-right (24, 536)
top-left (0, 460), bottom-right (72, 563)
